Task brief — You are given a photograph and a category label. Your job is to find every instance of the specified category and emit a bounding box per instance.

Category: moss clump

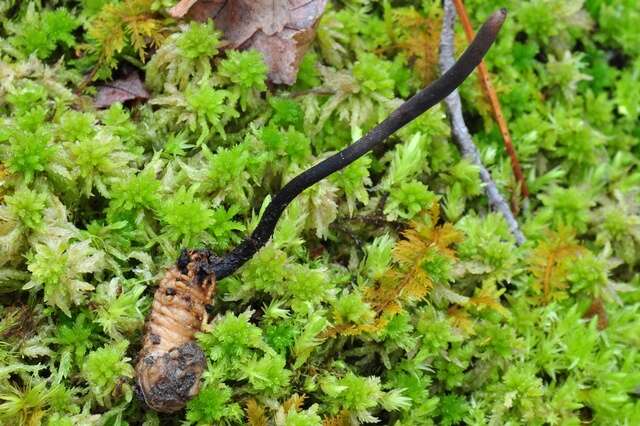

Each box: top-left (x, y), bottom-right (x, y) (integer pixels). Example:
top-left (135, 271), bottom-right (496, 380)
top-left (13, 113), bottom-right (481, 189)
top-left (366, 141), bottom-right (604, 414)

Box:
top-left (0, 0), bottom-right (639, 425)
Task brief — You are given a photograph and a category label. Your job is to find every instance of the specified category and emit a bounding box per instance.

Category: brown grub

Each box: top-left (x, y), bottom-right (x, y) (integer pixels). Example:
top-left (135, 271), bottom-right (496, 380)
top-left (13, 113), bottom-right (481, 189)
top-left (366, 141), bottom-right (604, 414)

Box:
top-left (135, 249), bottom-right (216, 413)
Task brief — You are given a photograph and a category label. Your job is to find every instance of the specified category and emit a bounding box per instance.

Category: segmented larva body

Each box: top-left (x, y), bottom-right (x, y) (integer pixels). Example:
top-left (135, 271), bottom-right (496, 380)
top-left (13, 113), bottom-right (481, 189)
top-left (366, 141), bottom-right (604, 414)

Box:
top-left (135, 249), bottom-right (216, 413)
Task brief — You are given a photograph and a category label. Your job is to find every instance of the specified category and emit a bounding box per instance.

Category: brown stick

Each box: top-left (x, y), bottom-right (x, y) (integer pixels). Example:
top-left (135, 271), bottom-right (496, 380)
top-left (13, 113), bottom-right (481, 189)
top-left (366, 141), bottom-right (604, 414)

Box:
top-left (451, 0), bottom-right (528, 201)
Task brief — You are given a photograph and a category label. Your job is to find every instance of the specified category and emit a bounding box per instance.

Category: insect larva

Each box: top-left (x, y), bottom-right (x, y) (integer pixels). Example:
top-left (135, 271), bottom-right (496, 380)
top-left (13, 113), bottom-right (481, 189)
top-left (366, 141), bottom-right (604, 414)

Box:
top-left (134, 249), bottom-right (216, 413)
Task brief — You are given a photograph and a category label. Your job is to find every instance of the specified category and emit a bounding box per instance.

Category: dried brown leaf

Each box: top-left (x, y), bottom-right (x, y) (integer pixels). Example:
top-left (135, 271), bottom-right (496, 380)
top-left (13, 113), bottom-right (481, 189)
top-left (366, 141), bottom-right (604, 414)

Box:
top-left (168, 0), bottom-right (200, 17)
top-left (170, 0), bottom-right (328, 84)
top-left (94, 70), bottom-right (149, 108)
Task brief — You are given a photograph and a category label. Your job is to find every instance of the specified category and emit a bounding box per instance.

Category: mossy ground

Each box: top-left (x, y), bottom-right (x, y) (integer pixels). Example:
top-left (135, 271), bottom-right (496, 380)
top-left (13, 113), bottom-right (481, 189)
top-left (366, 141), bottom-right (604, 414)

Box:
top-left (1, 0), bottom-right (639, 425)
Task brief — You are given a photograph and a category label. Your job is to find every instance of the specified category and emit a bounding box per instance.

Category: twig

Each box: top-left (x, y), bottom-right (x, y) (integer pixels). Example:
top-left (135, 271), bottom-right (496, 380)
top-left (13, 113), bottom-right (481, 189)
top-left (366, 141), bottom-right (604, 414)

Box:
top-left (209, 9), bottom-right (509, 279)
top-left (439, 1), bottom-right (525, 245)
top-left (451, 0), bottom-right (528, 203)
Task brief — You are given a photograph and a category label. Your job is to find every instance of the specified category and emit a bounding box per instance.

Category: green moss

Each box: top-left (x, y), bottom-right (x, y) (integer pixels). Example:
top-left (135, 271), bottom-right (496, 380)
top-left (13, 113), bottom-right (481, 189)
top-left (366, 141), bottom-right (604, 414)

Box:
top-left (10, 8), bottom-right (79, 60)
top-left (185, 383), bottom-right (242, 425)
top-left (82, 341), bottom-right (134, 407)
top-left (0, 0), bottom-right (639, 424)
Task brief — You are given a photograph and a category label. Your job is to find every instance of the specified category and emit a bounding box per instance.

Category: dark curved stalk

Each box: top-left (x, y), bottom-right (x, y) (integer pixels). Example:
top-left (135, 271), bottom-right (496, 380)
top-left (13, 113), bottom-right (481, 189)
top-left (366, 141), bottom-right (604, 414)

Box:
top-left (210, 9), bottom-right (508, 280)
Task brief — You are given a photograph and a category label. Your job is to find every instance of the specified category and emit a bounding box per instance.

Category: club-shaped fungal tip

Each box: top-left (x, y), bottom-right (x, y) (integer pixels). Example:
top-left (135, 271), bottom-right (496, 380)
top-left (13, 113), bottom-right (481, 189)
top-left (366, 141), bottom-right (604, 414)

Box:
top-left (492, 8), bottom-right (508, 28)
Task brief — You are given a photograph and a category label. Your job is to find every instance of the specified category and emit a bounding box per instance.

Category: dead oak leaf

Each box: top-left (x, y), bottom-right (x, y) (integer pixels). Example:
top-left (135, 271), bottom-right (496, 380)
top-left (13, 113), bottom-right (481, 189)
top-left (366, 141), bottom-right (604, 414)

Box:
top-left (94, 71), bottom-right (149, 108)
top-left (170, 0), bottom-right (328, 85)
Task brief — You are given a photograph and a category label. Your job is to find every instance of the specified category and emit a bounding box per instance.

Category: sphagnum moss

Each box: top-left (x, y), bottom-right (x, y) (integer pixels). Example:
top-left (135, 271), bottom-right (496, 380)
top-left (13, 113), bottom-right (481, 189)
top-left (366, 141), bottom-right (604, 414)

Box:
top-left (135, 10), bottom-right (507, 413)
top-left (0, 1), bottom-right (639, 425)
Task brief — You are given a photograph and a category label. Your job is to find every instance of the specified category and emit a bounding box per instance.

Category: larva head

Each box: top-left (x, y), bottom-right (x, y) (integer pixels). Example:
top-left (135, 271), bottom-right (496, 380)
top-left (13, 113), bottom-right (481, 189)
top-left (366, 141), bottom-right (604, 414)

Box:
top-left (135, 341), bottom-right (206, 413)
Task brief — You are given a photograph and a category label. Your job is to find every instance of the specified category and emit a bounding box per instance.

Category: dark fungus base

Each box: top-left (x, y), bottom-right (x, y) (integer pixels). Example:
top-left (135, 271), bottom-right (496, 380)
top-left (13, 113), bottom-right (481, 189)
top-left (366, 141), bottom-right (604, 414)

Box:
top-left (134, 341), bottom-right (206, 413)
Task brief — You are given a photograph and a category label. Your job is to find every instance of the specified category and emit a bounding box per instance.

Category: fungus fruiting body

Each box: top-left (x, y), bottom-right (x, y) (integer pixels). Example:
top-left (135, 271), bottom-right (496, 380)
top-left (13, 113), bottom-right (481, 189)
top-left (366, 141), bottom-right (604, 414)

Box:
top-left (135, 9), bottom-right (508, 412)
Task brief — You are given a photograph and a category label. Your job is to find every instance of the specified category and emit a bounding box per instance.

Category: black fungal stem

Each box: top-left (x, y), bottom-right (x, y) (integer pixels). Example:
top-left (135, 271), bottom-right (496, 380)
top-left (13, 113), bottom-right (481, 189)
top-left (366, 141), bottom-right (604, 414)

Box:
top-left (211, 9), bottom-right (508, 280)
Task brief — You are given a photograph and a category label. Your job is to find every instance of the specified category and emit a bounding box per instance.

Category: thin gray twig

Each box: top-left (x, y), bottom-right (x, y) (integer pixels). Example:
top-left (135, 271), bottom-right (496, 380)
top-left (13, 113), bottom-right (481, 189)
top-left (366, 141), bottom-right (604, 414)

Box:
top-left (439, 0), bottom-right (525, 244)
